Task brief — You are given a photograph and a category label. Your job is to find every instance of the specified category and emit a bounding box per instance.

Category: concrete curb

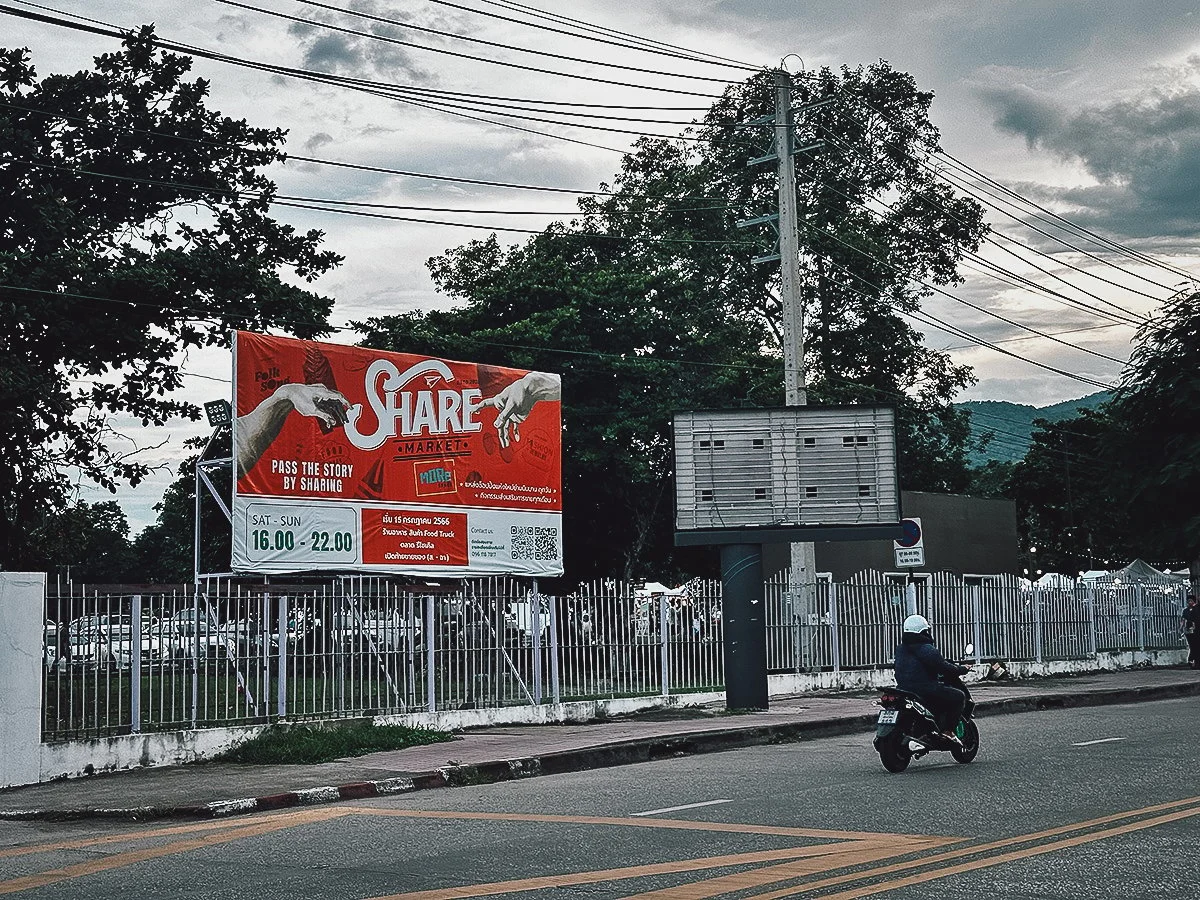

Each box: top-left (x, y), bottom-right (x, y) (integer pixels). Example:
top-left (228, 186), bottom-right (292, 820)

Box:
top-left (3, 680), bottom-right (1197, 822)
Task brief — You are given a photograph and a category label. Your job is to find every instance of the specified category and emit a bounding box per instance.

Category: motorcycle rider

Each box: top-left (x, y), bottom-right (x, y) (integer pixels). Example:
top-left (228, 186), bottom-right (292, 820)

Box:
top-left (894, 614), bottom-right (971, 742)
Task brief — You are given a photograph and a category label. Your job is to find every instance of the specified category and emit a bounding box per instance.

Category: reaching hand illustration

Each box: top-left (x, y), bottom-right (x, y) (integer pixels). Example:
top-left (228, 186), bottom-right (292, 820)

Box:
top-left (235, 383), bottom-right (351, 477)
top-left (478, 371), bottom-right (561, 448)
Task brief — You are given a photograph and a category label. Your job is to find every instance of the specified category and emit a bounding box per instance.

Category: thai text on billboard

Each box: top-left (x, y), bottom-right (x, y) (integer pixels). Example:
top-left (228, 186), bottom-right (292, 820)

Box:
top-left (230, 331), bottom-right (563, 576)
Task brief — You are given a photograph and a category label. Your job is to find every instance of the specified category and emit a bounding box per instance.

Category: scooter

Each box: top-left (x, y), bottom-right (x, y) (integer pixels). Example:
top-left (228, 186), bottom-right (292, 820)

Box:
top-left (873, 647), bottom-right (980, 773)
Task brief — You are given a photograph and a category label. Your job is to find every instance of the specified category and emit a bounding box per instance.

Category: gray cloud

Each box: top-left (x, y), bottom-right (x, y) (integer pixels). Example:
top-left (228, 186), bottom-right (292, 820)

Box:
top-left (287, 4), bottom-right (434, 83)
top-left (982, 57), bottom-right (1200, 238)
top-left (304, 131), bottom-right (334, 152)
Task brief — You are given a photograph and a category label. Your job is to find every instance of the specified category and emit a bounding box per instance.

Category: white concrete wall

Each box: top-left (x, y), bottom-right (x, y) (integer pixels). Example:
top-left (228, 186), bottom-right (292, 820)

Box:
top-left (17, 643), bottom-right (1189, 786)
top-left (0, 572), bottom-right (45, 789)
top-left (40, 725), bottom-right (269, 782)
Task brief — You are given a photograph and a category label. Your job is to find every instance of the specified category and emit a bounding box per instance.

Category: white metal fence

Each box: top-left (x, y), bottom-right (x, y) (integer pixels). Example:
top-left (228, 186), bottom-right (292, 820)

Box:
top-left (41, 573), bottom-right (1189, 741)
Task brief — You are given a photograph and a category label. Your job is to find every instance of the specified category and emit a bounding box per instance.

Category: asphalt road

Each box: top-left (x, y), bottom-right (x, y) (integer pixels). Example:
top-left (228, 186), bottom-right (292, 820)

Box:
top-left (1, 697), bottom-right (1196, 899)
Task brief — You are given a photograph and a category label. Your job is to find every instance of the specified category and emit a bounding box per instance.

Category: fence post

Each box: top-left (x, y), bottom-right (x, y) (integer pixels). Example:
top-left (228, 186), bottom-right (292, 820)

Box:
top-left (277, 595), bottom-right (288, 719)
top-left (548, 593), bottom-right (561, 705)
top-left (971, 584), bottom-right (983, 664)
top-left (130, 594), bottom-right (142, 734)
top-left (1034, 589), bottom-right (1044, 663)
top-left (425, 594), bottom-right (436, 714)
top-left (828, 581), bottom-right (841, 673)
top-left (1136, 584), bottom-right (1146, 651)
top-left (129, 595), bottom-right (141, 734)
top-left (531, 581), bottom-right (543, 705)
top-left (1087, 584), bottom-right (1098, 658)
top-left (659, 594), bottom-right (670, 697)
top-left (191, 593), bottom-right (201, 727)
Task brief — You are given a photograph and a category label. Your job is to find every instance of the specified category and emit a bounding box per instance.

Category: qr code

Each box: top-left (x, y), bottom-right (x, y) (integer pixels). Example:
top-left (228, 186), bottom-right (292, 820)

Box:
top-left (511, 525), bottom-right (558, 561)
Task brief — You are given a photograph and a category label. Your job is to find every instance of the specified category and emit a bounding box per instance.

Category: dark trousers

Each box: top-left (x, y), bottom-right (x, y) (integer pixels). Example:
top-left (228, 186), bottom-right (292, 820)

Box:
top-left (921, 684), bottom-right (967, 732)
top-left (1187, 634), bottom-right (1200, 669)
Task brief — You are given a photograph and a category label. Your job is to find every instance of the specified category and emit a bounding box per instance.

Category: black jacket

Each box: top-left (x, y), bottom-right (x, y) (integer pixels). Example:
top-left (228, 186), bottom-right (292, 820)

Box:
top-left (894, 630), bottom-right (968, 691)
top-left (1184, 603), bottom-right (1200, 635)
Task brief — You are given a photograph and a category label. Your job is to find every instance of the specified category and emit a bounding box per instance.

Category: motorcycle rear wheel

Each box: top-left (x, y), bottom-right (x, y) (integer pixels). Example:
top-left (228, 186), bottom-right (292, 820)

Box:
top-left (951, 720), bottom-right (980, 763)
top-left (879, 734), bottom-right (912, 773)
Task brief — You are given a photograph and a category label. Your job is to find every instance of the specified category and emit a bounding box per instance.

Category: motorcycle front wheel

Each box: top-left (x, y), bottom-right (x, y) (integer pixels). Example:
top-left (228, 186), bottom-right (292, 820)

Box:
top-left (878, 733), bottom-right (912, 773)
top-left (951, 719), bottom-right (980, 763)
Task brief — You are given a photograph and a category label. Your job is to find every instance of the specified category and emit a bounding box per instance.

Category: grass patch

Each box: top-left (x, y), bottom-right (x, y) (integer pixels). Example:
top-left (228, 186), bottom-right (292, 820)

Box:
top-left (217, 722), bottom-right (455, 765)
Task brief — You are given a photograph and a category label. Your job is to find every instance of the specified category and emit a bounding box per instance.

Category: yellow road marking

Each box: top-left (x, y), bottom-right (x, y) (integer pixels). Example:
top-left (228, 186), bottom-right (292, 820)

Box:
top-left (617, 840), bottom-right (927, 900)
top-left (0, 814), bottom-right (301, 860)
top-left (345, 807), bottom-right (952, 842)
top-left (2, 795), bottom-right (1195, 897)
top-left (370, 842), bottom-right (879, 900)
top-left (806, 803), bottom-right (1200, 900)
top-left (0, 807), bottom-right (349, 896)
top-left (740, 796), bottom-right (1200, 900)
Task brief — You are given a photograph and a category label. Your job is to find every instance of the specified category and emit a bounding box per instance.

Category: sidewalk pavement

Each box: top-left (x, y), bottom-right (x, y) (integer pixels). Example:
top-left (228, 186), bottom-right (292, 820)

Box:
top-left (2, 666), bottom-right (1198, 822)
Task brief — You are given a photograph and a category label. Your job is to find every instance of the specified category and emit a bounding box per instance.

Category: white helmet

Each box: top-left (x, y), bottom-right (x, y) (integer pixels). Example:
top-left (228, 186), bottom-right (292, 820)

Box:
top-left (903, 614), bottom-right (931, 634)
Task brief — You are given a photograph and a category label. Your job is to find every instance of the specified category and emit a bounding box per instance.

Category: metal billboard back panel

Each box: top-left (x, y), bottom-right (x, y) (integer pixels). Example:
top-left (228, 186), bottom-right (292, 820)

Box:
top-left (673, 406), bottom-right (900, 543)
top-left (230, 331), bottom-right (563, 577)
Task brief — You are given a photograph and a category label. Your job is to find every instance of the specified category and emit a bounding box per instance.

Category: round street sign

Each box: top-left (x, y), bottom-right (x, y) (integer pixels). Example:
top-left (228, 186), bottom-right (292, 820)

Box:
top-left (896, 518), bottom-right (922, 548)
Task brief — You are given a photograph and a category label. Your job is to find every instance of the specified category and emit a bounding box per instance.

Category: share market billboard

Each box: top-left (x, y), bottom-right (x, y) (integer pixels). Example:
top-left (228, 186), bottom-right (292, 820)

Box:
top-left (230, 331), bottom-right (563, 577)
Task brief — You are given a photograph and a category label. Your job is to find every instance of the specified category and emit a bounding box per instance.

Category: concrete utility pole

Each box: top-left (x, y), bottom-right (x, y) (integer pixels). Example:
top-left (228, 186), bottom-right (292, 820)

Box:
top-left (774, 67), bottom-right (819, 670)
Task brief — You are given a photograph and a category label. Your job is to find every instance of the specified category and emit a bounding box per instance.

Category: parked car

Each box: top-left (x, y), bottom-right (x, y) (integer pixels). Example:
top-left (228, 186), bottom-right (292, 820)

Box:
top-left (163, 609), bottom-right (236, 664)
top-left (334, 608), bottom-right (420, 653)
top-left (504, 598), bottom-right (550, 647)
top-left (68, 619), bottom-right (165, 670)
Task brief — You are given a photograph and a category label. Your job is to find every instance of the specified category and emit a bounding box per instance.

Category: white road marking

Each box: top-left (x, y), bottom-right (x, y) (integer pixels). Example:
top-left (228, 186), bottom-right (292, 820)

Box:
top-left (1072, 737), bottom-right (1126, 746)
top-left (631, 799), bottom-right (735, 817)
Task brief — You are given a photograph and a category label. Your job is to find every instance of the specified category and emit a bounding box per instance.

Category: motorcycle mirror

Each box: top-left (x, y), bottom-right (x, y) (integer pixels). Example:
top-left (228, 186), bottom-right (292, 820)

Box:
top-left (964, 643), bottom-right (974, 656)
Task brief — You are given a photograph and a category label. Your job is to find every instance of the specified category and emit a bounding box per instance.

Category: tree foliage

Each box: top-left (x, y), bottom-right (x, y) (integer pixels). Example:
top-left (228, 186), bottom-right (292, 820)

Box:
top-left (27, 499), bottom-right (136, 583)
top-left (1008, 412), bottom-right (1131, 575)
top-left (0, 28), bottom-right (339, 568)
top-left (1103, 285), bottom-right (1200, 577)
top-left (360, 64), bottom-right (987, 582)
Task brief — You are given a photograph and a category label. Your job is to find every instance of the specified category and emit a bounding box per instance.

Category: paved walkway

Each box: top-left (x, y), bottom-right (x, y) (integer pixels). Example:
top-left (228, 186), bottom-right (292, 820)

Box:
top-left (2, 667), bottom-right (1197, 820)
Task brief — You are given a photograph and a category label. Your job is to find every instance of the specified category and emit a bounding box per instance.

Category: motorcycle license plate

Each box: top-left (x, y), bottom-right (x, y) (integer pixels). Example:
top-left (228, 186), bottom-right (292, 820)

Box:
top-left (877, 710), bottom-right (899, 724)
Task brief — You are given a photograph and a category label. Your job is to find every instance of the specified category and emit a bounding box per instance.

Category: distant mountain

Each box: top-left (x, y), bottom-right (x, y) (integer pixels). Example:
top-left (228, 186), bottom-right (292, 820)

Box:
top-left (958, 391), bottom-right (1112, 466)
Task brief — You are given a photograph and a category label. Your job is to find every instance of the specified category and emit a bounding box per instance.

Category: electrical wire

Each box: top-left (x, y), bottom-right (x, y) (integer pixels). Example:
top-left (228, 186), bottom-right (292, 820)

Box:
top-left (811, 125), bottom-right (1153, 325)
top-left (819, 81), bottom-right (1192, 294)
top-left (212, 0), bottom-right (742, 88)
top-left (0, 98), bottom-right (735, 201)
top-left (471, 0), bottom-right (758, 69)
top-left (309, 0), bottom-right (759, 71)
top-left (0, 2), bottom-right (727, 99)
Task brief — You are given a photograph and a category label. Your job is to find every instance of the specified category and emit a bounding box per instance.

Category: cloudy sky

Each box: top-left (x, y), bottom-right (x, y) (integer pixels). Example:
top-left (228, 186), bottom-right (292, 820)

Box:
top-left (5, 0), bottom-right (1200, 531)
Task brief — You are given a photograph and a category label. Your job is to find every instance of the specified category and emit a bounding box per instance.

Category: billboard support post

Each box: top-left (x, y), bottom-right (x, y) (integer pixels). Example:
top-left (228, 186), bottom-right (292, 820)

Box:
top-left (721, 543), bottom-right (768, 711)
top-left (675, 405), bottom-right (903, 710)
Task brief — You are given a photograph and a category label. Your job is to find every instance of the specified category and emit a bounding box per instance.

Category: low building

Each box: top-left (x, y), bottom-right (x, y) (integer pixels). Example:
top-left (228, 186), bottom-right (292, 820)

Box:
top-left (763, 490), bottom-right (1019, 580)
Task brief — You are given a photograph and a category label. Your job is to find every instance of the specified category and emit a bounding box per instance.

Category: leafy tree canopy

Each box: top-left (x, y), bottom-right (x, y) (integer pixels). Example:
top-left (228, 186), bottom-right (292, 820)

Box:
top-left (1103, 285), bottom-right (1200, 577)
top-left (359, 64), bottom-right (987, 582)
top-left (0, 28), bottom-right (340, 568)
top-left (27, 499), bottom-right (136, 584)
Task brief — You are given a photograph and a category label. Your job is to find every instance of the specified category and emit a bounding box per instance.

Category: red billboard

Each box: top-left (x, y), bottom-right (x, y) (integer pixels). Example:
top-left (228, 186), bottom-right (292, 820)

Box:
top-left (230, 331), bottom-right (562, 576)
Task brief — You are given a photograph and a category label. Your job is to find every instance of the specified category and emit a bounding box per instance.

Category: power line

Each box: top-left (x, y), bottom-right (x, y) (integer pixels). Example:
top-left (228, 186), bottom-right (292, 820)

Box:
top-left (211, 0), bottom-right (742, 88)
top-left (328, 0), bottom-right (759, 71)
top-left (471, 0), bottom-right (757, 69)
top-left (819, 82), bottom-right (1191, 296)
top-left (812, 125), bottom-right (1152, 326)
top-left (0, 98), bottom-right (733, 201)
top-left (932, 160), bottom-right (1180, 294)
top-left (1, 2), bottom-right (727, 99)
top-left (935, 149), bottom-right (1196, 283)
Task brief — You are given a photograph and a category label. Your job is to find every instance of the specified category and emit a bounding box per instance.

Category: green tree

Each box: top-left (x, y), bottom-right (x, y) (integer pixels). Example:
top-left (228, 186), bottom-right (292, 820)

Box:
top-left (360, 64), bottom-right (987, 582)
top-left (132, 436), bottom-right (231, 583)
top-left (28, 499), bottom-right (136, 583)
top-left (1103, 285), bottom-right (1200, 582)
top-left (696, 67), bottom-right (986, 491)
top-left (0, 28), bottom-right (340, 569)
top-left (1009, 413), bottom-right (1130, 575)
